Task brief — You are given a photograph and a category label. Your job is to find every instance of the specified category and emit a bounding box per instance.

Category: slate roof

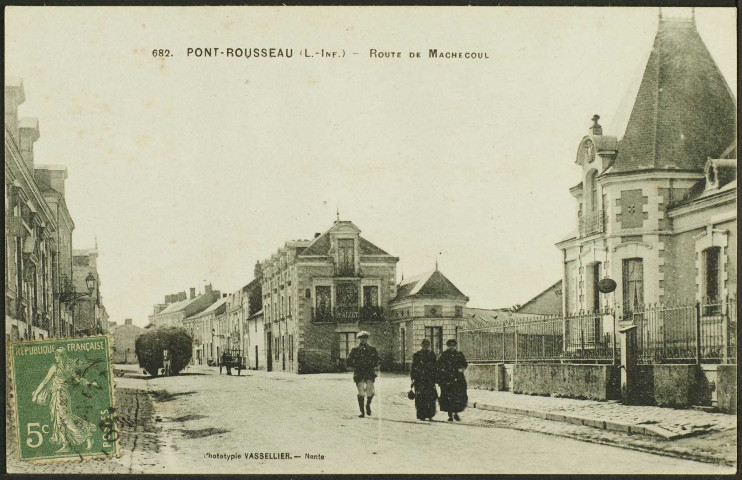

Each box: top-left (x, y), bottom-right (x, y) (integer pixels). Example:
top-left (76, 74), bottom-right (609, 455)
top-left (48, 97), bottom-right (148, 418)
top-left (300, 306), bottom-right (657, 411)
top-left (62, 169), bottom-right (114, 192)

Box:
top-left (392, 270), bottom-right (468, 303)
top-left (298, 222), bottom-right (390, 256)
top-left (158, 297), bottom-right (197, 315)
top-left (612, 17), bottom-right (736, 173)
top-left (183, 297), bottom-right (227, 320)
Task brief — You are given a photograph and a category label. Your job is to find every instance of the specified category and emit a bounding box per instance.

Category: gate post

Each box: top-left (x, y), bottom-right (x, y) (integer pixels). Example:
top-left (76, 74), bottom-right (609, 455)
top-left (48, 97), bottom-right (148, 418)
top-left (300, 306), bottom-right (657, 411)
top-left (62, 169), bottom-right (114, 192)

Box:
top-left (619, 324), bottom-right (638, 405)
top-left (502, 324), bottom-right (506, 364)
top-left (695, 301), bottom-right (702, 365)
top-left (722, 295), bottom-right (729, 364)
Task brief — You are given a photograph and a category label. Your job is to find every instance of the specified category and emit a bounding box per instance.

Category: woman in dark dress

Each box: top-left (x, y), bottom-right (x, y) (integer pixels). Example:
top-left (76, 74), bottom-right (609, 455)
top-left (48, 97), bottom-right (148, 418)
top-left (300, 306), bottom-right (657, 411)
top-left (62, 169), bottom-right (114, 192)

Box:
top-left (410, 339), bottom-right (438, 421)
top-left (437, 338), bottom-right (468, 421)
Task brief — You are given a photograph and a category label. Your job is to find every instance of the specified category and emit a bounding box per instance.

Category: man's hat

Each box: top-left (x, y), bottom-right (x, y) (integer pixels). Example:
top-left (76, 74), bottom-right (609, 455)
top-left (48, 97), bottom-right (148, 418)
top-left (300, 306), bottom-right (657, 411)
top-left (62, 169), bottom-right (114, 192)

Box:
top-left (356, 331), bottom-right (370, 338)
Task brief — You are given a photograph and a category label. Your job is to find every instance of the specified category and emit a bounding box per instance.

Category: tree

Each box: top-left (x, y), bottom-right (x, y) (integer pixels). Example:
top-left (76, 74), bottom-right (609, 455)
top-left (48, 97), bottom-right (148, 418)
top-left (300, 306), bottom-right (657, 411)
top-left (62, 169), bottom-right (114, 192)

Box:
top-left (135, 326), bottom-right (192, 377)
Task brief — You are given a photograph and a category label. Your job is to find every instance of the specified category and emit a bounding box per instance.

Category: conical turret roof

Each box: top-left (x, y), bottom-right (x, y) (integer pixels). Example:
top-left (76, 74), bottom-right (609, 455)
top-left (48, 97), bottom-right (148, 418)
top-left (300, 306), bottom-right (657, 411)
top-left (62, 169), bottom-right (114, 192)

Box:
top-left (613, 15), bottom-right (736, 173)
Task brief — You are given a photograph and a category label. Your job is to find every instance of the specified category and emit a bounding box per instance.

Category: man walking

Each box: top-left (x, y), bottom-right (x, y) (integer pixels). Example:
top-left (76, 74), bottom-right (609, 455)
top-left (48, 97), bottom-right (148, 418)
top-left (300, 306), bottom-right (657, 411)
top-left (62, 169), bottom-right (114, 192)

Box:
top-left (346, 331), bottom-right (380, 418)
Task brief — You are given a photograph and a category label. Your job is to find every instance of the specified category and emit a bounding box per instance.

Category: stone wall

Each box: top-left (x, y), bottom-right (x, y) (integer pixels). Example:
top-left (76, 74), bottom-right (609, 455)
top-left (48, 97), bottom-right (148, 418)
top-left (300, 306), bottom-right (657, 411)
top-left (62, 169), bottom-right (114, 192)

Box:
top-left (298, 323), bottom-right (338, 373)
top-left (467, 363), bottom-right (506, 391)
top-left (716, 364), bottom-right (737, 414)
top-left (512, 363), bottom-right (620, 401)
top-left (635, 364), bottom-right (712, 407)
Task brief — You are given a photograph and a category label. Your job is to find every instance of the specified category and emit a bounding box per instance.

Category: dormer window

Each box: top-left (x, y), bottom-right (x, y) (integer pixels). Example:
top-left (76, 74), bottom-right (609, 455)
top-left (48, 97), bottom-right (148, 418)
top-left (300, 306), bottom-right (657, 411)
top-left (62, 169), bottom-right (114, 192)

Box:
top-left (337, 238), bottom-right (355, 276)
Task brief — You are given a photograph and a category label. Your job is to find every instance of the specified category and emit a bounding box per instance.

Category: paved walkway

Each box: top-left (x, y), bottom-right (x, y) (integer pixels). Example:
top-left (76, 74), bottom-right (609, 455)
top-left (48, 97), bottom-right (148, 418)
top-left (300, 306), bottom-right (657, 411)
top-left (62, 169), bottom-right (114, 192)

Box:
top-left (466, 388), bottom-right (736, 439)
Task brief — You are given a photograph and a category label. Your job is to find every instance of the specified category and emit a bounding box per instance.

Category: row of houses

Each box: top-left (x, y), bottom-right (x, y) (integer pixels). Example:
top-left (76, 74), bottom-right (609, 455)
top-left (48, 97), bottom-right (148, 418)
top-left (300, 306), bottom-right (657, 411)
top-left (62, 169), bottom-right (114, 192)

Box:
top-left (149, 216), bottom-right (554, 373)
top-left (5, 77), bottom-right (110, 341)
top-left (147, 14), bottom-right (736, 383)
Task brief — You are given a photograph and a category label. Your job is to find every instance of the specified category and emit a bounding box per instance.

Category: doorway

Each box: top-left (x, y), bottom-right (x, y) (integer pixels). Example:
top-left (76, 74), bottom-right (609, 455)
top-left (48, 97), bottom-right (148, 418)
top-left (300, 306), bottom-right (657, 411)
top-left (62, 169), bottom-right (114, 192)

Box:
top-left (266, 331), bottom-right (273, 372)
top-left (425, 326), bottom-right (443, 355)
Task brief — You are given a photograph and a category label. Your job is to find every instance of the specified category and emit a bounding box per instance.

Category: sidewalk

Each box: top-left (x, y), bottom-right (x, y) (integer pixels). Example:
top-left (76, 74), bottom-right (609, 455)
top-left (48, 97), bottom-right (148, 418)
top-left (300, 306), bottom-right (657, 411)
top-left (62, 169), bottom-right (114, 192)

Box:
top-left (466, 388), bottom-right (737, 466)
top-left (468, 389), bottom-right (736, 438)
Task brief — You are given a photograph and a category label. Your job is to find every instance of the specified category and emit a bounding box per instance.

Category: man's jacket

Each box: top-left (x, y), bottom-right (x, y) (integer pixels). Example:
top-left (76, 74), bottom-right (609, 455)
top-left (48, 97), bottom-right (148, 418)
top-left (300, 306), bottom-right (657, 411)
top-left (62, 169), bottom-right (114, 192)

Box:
top-left (346, 343), bottom-right (380, 383)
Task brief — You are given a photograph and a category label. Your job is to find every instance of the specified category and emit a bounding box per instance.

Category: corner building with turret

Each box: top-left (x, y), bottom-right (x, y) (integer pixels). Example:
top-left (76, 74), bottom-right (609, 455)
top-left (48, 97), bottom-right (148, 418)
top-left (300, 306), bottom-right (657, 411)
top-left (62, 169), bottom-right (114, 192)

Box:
top-left (257, 220), bottom-right (399, 373)
top-left (556, 14), bottom-right (736, 332)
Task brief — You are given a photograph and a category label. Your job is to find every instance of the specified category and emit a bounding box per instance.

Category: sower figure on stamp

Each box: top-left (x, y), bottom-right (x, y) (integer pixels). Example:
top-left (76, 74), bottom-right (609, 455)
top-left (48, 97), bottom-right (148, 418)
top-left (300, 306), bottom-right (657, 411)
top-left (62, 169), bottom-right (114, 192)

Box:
top-left (411, 338), bottom-right (438, 421)
top-left (31, 347), bottom-right (101, 453)
top-left (346, 331), bottom-right (380, 418)
top-left (436, 338), bottom-right (468, 422)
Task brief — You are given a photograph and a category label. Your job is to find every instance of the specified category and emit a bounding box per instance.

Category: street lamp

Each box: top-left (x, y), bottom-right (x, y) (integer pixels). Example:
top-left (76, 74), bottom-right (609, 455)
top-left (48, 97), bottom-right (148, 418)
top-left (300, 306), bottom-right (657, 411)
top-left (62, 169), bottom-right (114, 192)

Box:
top-left (59, 272), bottom-right (96, 304)
top-left (58, 273), bottom-right (96, 337)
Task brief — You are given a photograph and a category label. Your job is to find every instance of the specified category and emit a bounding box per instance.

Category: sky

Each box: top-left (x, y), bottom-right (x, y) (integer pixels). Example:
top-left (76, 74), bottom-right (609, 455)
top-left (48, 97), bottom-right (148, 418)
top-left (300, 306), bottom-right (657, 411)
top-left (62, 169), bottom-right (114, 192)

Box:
top-left (5, 7), bottom-right (736, 327)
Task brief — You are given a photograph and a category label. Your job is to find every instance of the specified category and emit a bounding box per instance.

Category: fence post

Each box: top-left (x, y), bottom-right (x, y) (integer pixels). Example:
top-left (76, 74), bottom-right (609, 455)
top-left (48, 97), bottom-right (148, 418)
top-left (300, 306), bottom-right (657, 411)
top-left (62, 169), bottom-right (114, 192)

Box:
top-left (695, 301), bottom-right (701, 365)
top-left (502, 324), bottom-right (506, 364)
top-left (722, 295), bottom-right (729, 364)
top-left (514, 322), bottom-right (518, 364)
top-left (611, 308), bottom-right (617, 365)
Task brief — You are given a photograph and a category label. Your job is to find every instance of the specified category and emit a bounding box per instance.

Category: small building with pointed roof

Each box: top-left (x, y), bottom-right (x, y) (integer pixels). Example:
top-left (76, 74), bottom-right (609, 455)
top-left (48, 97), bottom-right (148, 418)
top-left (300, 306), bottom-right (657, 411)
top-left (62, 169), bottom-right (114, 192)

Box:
top-left (389, 268), bottom-right (469, 369)
top-left (556, 11), bottom-right (736, 344)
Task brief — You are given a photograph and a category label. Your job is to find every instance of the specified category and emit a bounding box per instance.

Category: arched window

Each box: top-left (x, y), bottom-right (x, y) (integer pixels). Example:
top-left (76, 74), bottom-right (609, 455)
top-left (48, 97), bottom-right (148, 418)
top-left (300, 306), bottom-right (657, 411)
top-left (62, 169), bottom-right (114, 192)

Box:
top-left (587, 170), bottom-right (599, 214)
top-left (703, 247), bottom-right (721, 313)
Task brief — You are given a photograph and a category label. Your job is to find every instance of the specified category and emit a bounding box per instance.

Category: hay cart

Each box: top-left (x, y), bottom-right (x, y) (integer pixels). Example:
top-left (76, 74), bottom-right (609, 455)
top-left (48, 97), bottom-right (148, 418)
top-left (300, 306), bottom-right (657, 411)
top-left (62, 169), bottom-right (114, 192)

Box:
top-left (219, 348), bottom-right (246, 376)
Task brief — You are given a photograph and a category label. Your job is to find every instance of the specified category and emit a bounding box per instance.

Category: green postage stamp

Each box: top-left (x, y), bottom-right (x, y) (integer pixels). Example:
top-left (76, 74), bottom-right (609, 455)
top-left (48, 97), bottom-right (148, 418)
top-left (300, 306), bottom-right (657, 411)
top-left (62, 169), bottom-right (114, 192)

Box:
top-left (8, 335), bottom-right (118, 462)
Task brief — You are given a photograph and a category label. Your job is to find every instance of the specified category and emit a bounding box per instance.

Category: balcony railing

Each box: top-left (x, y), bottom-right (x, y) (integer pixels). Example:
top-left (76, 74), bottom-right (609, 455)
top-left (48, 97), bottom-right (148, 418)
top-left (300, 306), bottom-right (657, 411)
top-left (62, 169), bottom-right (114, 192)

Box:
top-left (360, 306), bottom-right (384, 322)
top-left (311, 306), bottom-right (385, 323)
top-left (579, 210), bottom-right (604, 237)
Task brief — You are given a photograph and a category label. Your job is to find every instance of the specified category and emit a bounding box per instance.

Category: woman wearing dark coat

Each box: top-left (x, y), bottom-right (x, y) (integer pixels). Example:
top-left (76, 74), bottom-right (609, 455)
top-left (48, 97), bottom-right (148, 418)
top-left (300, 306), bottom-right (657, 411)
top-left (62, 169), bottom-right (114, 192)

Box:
top-left (410, 339), bottom-right (438, 421)
top-left (437, 338), bottom-right (468, 421)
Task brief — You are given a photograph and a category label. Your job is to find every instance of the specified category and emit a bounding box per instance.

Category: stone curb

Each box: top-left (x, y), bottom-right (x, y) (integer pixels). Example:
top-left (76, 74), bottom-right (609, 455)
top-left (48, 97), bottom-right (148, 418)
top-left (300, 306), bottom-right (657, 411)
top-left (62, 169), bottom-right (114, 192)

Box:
top-left (468, 401), bottom-right (700, 440)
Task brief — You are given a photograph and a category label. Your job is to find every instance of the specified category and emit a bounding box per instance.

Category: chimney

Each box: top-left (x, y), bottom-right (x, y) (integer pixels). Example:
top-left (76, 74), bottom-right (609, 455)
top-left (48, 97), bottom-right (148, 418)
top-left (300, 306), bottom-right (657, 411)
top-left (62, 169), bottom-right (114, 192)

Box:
top-left (178, 291), bottom-right (187, 302)
top-left (164, 295), bottom-right (171, 304)
top-left (19, 117), bottom-right (40, 171)
top-left (223, 293), bottom-right (227, 298)
top-left (125, 318), bottom-right (133, 326)
top-left (589, 114), bottom-right (602, 136)
top-left (4, 77), bottom-right (25, 140)
top-left (254, 262), bottom-right (262, 280)
top-left (190, 287), bottom-right (196, 299)
top-left (314, 232), bottom-right (321, 238)
top-left (34, 166), bottom-right (68, 196)
top-left (205, 283), bottom-right (213, 295)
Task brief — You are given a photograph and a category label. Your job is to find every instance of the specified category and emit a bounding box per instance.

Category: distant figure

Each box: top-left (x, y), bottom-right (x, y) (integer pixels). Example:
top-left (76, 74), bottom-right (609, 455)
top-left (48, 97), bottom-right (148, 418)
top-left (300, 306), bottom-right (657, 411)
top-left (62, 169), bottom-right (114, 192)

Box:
top-left (221, 351), bottom-right (232, 375)
top-left (437, 339), bottom-right (468, 422)
top-left (31, 347), bottom-right (100, 452)
top-left (411, 338), bottom-right (438, 421)
top-left (346, 331), bottom-right (380, 418)
top-left (162, 349), bottom-right (172, 376)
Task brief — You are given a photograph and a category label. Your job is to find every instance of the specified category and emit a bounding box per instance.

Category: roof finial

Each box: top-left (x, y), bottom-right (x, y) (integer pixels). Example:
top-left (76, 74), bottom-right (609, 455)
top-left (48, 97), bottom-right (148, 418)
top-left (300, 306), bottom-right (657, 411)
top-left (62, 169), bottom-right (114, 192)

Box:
top-left (435, 255), bottom-right (439, 271)
top-left (94, 233), bottom-right (98, 250)
top-left (590, 114), bottom-right (602, 136)
top-left (336, 206), bottom-right (340, 223)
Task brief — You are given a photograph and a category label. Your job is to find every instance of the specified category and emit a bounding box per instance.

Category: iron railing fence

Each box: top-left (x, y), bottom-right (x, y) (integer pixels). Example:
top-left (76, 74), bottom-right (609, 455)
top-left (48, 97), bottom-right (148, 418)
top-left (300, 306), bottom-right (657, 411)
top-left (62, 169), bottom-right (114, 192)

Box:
top-left (630, 296), bottom-right (737, 364)
top-left (458, 297), bottom-right (737, 365)
top-left (458, 309), bottom-right (619, 364)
